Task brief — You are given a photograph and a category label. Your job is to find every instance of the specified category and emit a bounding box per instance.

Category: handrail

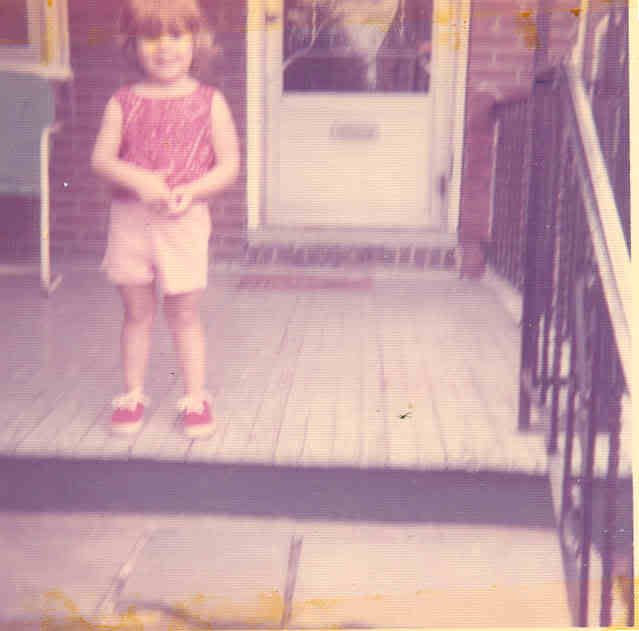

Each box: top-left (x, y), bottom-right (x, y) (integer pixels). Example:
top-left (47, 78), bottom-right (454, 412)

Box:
top-left (562, 60), bottom-right (632, 395)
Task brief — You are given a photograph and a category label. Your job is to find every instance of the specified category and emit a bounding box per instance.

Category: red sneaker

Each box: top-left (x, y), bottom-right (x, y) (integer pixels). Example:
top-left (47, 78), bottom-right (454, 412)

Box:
top-left (177, 394), bottom-right (214, 438)
top-left (110, 390), bottom-right (149, 435)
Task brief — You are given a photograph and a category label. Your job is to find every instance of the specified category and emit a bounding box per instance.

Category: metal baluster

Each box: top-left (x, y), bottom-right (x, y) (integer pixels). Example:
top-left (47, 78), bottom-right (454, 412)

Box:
top-left (599, 326), bottom-right (622, 626)
top-left (560, 278), bottom-right (578, 543)
top-left (499, 118), bottom-right (508, 281)
top-left (518, 93), bottom-right (537, 429)
top-left (547, 93), bottom-right (569, 454)
top-left (518, 101), bottom-right (530, 292)
top-left (540, 80), bottom-right (560, 405)
top-left (498, 106), bottom-right (508, 283)
top-left (503, 105), bottom-right (512, 284)
top-left (519, 66), bottom-right (553, 426)
top-left (495, 108), bottom-right (503, 277)
top-left (504, 106), bottom-right (514, 285)
top-left (577, 266), bottom-right (601, 627)
top-left (559, 101), bottom-right (581, 532)
top-left (599, 296), bottom-right (627, 625)
top-left (565, 134), bottom-right (592, 626)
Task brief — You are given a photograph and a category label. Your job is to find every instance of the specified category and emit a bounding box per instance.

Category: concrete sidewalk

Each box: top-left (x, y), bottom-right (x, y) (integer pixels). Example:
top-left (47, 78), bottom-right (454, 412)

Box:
top-left (0, 513), bottom-right (571, 628)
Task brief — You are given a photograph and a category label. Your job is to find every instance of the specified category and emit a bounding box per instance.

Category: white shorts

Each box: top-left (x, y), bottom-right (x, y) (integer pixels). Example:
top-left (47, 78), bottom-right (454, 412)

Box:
top-left (101, 199), bottom-right (212, 295)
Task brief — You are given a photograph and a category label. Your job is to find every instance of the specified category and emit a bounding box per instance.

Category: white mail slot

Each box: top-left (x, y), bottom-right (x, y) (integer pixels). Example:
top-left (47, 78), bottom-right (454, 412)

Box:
top-left (330, 122), bottom-right (379, 140)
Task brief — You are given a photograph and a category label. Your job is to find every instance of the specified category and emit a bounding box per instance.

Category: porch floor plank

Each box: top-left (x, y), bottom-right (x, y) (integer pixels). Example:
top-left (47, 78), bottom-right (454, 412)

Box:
top-left (359, 293), bottom-right (388, 468)
top-left (405, 298), bottom-right (447, 468)
top-left (298, 294), bottom-right (342, 467)
top-left (214, 290), bottom-right (295, 463)
top-left (0, 266), bottom-right (607, 475)
top-left (381, 299), bottom-right (420, 469)
top-left (49, 353), bottom-right (122, 457)
top-left (415, 300), bottom-right (470, 468)
top-left (273, 294), bottom-right (321, 466)
top-left (220, 293), bottom-right (305, 464)
top-left (0, 306), bottom-right (81, 450)
top-left (329, 293), bottom-right (363, 466)
top-left (10, 308), bottom-right (118, 456)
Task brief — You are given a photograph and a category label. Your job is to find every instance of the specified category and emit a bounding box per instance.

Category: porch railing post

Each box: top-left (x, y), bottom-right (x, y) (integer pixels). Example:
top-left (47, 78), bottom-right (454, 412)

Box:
top-left (546, 110), bottom-right (568, 455)
top-left (518, 0), bottom-right (552, 430)
top-left (577, 320), bottom-right (600, 627)
top-left (517, 100), bottom-right (536, 430)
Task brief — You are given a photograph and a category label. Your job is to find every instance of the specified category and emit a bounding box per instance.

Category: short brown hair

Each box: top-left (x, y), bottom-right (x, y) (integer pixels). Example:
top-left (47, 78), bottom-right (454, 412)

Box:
top-left (118, 0), bottom-right (215, 73)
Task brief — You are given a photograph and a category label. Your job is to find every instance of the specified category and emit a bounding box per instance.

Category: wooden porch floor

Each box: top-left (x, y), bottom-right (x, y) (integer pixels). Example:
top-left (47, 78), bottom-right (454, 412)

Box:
top-left (0, 264), bottom-right (551, 473)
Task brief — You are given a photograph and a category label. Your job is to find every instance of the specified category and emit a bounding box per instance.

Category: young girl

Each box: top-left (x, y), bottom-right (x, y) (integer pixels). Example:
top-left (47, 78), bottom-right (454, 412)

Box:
top-left (91, 0), bottom-right (239, 438)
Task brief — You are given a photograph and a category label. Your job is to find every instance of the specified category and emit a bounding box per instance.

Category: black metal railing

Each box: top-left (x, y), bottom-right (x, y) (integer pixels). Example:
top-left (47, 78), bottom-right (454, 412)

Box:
top-left (489, 56), bottom-right (632, 629)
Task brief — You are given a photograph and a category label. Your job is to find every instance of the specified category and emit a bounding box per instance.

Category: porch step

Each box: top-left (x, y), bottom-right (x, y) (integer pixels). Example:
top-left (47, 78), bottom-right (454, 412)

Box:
top-left (239, 227), bottom-right (458, 269)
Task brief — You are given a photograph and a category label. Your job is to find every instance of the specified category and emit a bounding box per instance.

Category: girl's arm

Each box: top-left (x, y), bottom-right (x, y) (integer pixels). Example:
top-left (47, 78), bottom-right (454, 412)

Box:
top-left (91, 97), bottom-right (171, 205)
top-left (170, 91), bottom-right (240, 210)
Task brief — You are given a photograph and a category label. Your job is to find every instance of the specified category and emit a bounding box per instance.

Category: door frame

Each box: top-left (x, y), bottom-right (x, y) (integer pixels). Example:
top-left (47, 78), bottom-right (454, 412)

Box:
top-left (246, 0), bottom-right (470, 233)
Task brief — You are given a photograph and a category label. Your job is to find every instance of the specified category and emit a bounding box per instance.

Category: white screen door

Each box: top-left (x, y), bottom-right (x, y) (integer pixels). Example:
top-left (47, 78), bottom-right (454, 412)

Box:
top-left (265, 0), bottom-right (454, 227)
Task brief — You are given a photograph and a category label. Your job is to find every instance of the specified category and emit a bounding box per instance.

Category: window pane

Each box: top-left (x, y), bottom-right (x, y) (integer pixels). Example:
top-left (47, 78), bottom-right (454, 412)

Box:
top-left (283, 0), bottom-right (432, 92)
top-left (0, 0), bottom-right (30, 46)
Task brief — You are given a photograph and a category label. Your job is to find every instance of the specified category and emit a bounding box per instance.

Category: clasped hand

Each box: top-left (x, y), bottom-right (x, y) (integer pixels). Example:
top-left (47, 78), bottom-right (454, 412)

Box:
top-left (136, 170), bottom-right (194, 217)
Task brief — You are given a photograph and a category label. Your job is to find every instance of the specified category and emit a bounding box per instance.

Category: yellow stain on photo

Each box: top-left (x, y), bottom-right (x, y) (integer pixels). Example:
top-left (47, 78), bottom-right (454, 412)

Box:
top-left (254, 0), bottom-right (633, 32)
top-left (3, 569), bottom-right (634, 629)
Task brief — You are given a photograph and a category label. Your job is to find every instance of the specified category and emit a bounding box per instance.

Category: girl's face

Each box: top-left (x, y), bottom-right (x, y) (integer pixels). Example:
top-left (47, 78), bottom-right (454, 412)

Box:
top-left (136, 30), bottom-right (194, 84)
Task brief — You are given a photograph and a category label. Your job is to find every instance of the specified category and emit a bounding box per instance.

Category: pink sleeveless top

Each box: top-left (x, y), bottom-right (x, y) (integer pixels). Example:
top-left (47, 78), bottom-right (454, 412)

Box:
top-left (113, 83), bottom-right (216, 195)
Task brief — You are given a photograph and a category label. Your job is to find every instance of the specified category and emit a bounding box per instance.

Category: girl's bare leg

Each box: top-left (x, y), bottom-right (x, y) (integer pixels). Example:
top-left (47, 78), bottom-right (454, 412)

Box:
top-left (163, 289), bottom-right (206, 399)
top-left (118, 283), bottom-right (157, 392)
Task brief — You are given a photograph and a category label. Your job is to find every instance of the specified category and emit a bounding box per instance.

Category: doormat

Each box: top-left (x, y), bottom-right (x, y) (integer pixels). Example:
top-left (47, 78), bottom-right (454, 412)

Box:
top-left (237, 273), bottom-right (372, 291)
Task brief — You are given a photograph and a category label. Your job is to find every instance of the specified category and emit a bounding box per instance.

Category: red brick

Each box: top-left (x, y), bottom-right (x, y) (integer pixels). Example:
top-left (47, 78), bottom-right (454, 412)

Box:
top-left (459, 242), bottom-right (487, 278)
top-left (470, 13), bottom-right (503, 39)
top-left (493, 44), bottom-right (535, 66)
top-left (458, 208), bottom-right (491, 237)
top-left (473, 0), bottom-right (529, 20)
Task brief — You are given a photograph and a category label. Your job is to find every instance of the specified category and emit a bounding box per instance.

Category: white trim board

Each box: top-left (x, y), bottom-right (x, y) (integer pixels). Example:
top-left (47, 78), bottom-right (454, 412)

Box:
top-left (0, 0), bottom-right (71, 77)
top-left (445, 0), bottom-right (470, 234)
top-left (246, 0), bottom-right (265, 230)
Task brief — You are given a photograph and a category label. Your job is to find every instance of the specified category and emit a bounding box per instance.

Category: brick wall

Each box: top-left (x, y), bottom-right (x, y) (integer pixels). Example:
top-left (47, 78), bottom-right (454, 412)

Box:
top-left (50, 0), bottom-right (247, 259)
top-left (458, 0), bottom-right (579, 278)
top-left (49, 0), bottom-right (578, 269)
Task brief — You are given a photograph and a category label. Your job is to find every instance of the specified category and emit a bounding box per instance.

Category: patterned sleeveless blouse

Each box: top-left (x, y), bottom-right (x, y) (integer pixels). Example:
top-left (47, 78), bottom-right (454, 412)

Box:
top-left (113, 83), bottom-right (216, 194)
